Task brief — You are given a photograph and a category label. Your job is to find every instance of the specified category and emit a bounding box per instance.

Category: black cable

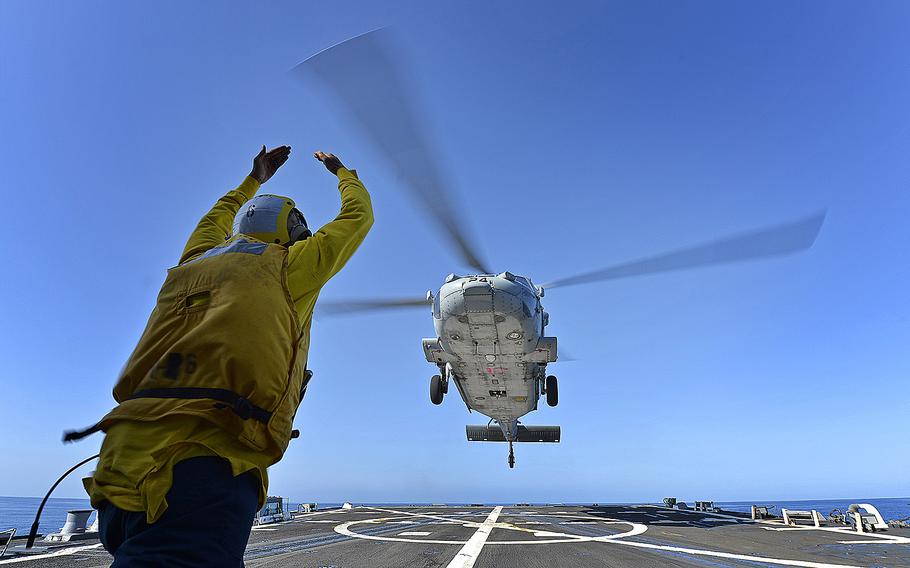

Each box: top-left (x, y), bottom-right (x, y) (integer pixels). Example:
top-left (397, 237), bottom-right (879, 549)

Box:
top-left (26, 454), bottom-right (100, 549)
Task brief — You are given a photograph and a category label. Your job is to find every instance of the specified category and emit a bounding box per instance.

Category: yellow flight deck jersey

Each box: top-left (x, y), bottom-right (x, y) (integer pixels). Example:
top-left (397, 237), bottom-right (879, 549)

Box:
top-left (84, 168), bottom-right (373, 523)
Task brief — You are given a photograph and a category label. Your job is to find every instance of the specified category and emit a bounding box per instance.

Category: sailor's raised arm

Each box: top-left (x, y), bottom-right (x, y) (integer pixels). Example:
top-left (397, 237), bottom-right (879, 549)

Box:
top-left (286, 152), bottom-right (374, 291)
top-left (178, 177), bottom-right (259, 265)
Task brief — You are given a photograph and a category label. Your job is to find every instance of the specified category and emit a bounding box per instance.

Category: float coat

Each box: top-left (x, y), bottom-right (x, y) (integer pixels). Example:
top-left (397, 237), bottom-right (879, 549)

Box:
top-left (99, 235), bottom-right (306, 460)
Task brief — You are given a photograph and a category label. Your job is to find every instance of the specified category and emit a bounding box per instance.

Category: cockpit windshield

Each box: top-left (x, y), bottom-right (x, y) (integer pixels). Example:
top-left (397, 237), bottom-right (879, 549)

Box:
top-left (513, 275), bottom-right (535, 292)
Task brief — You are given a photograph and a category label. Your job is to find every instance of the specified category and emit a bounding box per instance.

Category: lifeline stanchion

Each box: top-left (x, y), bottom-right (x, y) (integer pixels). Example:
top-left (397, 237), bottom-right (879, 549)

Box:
top-left (26, 453), bottom-right (100, 549)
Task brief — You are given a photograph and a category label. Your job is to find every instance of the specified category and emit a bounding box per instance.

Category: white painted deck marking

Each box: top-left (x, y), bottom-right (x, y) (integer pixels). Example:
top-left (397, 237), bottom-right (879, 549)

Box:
top-left (333, 507), bottom-right (877, 567)
top-left (0, 543), bottom-right (104, 564)
top-left (761, 523), bottom-right (910, 544)
top-left (445, 506), bottom-right (502, 568)
top-left (607, 538), bottom-right (864, 568)
top-left (399, 531), bottom-right (432, 536)
top-left (337, 511), bottom-right (648, 544)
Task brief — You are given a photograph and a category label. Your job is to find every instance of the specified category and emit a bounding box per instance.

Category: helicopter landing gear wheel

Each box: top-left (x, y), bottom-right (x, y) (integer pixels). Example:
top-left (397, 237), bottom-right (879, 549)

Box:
top-left (508, 441), bottom-right (515, 468)
top-left (545, 375), bottom-right (558, 407)
top-left (430, 374), bottom-right (444, 405)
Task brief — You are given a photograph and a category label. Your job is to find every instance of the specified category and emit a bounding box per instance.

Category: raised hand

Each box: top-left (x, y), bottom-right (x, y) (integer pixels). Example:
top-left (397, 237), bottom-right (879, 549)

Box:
top-left (313, 151), bottom-right (345, 175)
top-left (250, 145), bottom-right (291, 184)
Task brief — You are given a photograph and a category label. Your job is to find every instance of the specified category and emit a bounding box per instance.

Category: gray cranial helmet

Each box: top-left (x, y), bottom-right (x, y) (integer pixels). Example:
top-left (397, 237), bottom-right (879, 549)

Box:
top-left (232, 194), bottom-right (311, 246)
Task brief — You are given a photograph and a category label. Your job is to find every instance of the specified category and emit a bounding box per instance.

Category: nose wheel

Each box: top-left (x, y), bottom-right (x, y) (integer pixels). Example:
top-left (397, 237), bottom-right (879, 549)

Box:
top-left (508, 441), bottom-right (515, 468)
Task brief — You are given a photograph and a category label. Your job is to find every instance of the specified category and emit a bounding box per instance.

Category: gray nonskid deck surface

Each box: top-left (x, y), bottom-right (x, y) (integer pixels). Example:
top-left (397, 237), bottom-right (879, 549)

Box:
top-left (5, 505), bottom-right (909, 567)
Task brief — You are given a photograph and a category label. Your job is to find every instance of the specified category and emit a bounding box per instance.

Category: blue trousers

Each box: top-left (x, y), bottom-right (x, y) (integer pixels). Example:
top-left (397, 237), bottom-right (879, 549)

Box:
top-left (98, 456), bottom-right (259, 567)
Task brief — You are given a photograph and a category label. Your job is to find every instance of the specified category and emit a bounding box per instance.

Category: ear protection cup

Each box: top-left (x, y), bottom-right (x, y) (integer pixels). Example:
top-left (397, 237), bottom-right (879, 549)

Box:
top-left (286, 208), bottom-right (312, 245)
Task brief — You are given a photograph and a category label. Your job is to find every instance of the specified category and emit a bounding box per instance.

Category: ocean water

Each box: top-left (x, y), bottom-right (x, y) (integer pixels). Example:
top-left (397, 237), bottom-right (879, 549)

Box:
top-left (0, 496), bottom-right (94, 537)
top-left (2, 496), bottom-right (908, 537)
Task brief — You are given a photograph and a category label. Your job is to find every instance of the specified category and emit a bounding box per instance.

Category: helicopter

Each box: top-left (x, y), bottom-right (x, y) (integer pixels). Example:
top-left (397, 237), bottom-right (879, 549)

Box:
top-left (295, 29), bottom-right (825, 468)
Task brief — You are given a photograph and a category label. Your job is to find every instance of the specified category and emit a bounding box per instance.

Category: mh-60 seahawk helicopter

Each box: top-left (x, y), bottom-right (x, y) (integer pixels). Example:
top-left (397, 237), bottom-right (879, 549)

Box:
top-left (297, 30), bottom-right (825, 468)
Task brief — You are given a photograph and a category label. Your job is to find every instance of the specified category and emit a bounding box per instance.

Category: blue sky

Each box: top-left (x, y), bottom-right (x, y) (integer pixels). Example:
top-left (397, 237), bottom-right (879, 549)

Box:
top-left (1, 0), bottom-right (908, 504)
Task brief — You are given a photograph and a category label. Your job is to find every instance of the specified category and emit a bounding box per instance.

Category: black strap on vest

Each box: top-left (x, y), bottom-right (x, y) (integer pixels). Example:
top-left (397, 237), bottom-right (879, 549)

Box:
top-left (62, 387), bottom-right (272, 443)
top-left (128, 387), bottom-right (273, 423)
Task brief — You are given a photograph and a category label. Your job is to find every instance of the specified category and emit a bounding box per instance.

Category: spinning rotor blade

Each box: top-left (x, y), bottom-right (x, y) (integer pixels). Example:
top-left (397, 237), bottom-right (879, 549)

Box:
top-left (294, 29), bottom-right (491, 274)
top-left (542, 211), bottom-right (826, 289)
top-left (317, 296), bottom-right (431, 316)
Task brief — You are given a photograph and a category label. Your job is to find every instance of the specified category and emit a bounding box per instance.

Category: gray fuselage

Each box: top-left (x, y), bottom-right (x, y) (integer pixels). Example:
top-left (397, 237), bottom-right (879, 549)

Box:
top-left (422, 272), bottom-right (557, 440)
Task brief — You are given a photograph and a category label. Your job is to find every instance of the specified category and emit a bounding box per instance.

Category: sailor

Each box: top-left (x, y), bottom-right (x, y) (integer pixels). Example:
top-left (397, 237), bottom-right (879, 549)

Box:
top-left (71, 146), bottom-right (373, 566)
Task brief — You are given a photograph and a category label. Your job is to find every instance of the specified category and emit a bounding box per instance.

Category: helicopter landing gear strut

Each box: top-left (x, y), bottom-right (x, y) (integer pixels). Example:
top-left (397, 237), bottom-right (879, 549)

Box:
top-left (508, 441), bottom-right (515, 468)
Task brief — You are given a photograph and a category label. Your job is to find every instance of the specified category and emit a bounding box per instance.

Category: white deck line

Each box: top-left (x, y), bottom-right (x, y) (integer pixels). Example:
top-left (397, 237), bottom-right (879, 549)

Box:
top-left (607, 539), bottom-right (864, 568)
top-left (0, 544), bottom-right (104, 565)
top-left (761, 522), bottom-right (910, 544)
top-left (445, 506), bottom-right (503, 568)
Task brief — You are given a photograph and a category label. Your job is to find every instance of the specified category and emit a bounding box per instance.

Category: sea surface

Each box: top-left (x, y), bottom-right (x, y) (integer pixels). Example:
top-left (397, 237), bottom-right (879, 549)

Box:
top-left (2, 496), bottom-right (908, 537)
top-left (0, 496), bottom-right (95, 537)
